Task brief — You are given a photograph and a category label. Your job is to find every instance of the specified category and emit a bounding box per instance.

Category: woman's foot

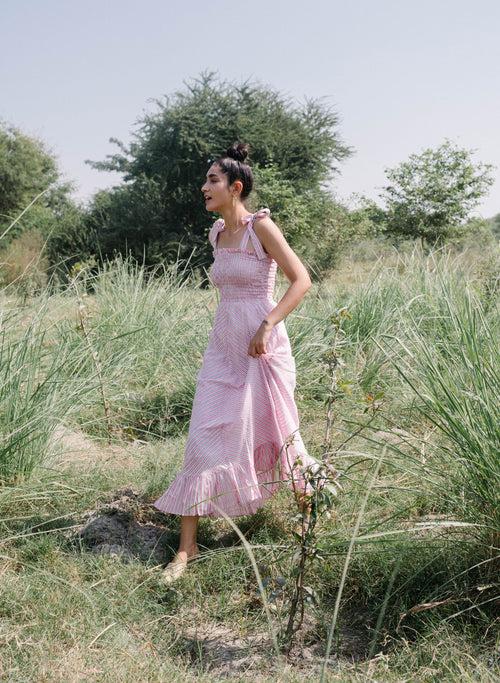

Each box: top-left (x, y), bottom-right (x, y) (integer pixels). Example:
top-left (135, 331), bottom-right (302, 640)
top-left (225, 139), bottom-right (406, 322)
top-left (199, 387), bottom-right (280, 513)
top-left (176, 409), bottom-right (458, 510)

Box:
top-left (161, 545), bottom-right (200, 585)
top-left (172, 546), bottom-right (200, 563)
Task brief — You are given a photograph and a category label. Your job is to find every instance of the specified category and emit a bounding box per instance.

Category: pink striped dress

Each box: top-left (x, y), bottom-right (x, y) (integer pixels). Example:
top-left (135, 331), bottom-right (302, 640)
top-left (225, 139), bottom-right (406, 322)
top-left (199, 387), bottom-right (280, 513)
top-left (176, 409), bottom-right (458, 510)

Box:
top-left (153, 208), bottom-right (320, 518)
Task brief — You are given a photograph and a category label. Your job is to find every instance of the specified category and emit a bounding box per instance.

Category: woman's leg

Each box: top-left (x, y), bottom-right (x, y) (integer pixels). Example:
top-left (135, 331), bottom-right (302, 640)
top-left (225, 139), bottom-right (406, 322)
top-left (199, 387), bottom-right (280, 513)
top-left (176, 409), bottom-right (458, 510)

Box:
top-left (174, 514), bottom-right (200, 561)
top-left (162, 514), bottom-right (200, 582)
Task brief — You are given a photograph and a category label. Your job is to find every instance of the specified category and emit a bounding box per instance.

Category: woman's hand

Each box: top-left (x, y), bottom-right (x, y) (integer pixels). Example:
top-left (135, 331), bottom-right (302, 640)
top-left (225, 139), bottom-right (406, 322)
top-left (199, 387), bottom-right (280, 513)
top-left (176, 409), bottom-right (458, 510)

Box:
top-left (248, 321), bottom-right (273, 357)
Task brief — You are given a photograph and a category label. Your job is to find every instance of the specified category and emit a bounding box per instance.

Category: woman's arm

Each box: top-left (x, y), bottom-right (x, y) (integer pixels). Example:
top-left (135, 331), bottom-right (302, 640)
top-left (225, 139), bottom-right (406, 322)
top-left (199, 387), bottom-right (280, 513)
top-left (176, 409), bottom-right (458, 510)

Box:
top-left (253, 214), bottom-right (312, 329)
top-left (247, 215), bottom-right (312, 357)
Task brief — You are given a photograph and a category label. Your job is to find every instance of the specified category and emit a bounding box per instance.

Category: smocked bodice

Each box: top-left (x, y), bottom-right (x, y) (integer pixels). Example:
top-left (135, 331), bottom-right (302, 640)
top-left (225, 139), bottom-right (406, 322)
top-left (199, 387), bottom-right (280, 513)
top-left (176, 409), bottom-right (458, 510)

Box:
top-left (208, 209), bottom-right (278, 302)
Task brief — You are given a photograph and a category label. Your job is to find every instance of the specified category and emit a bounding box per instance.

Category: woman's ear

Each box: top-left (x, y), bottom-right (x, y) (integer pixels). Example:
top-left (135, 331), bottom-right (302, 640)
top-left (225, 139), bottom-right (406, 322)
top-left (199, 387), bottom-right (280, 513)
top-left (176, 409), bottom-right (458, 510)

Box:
top-left (231, 179), bottom-right (243, 196)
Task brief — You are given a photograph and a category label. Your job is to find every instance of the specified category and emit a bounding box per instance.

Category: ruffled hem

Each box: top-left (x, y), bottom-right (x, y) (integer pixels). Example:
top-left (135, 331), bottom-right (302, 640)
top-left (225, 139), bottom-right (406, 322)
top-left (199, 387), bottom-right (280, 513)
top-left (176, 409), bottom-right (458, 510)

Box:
top-left (153, 440), bottom-right (294, 518)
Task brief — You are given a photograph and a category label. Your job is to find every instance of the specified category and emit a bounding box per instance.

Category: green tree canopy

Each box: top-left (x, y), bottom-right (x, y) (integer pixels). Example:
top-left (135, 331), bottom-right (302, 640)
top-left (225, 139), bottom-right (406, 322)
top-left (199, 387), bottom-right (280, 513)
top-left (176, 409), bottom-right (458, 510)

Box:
top-left (0, 120), bottom-right (75, 245)
top-left (82, 70), bottom-right (354, 271)
top-left (489, 212), bottom-right (500, 238)
top-left (380, 139), bottom-right (495, 246)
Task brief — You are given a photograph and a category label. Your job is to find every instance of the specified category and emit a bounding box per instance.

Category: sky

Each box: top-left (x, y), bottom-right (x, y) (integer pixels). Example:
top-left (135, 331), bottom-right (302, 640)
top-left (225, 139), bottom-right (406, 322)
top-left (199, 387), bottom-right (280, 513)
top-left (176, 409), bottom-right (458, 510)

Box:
top-left (1, 0), bottom-right (499, 218)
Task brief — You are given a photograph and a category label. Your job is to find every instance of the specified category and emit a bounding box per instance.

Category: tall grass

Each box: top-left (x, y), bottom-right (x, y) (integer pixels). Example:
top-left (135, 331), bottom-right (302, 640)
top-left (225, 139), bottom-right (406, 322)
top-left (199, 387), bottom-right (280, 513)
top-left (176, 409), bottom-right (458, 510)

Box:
top-left (378, 278), bottom-right (499, 547)
top-left (37, 255), bottom-right (216, 440)
top-left (0, 296), bottom-right (94, 484)
top-left (0, 239), bottom-right (498, 678)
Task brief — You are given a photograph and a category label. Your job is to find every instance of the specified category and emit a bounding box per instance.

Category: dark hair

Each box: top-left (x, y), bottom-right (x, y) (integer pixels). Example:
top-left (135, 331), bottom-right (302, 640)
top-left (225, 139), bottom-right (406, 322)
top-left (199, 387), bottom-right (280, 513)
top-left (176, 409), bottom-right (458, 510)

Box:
top-left (214, 142), bottom-right (254, 200)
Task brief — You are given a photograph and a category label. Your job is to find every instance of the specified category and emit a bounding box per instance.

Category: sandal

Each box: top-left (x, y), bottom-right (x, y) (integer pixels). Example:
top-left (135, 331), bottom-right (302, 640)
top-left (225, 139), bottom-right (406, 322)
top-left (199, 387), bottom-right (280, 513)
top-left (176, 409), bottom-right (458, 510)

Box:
top-left (161, 551), bottom-right (200, 585)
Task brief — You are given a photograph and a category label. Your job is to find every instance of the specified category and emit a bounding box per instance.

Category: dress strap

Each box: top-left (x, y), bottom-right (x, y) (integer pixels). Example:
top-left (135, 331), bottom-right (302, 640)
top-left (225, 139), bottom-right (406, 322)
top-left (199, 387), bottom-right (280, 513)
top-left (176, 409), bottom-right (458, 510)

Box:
top-left (208, 218), bottom-right (224, 250)
top-left (239, 208), bottom-right (271, 259)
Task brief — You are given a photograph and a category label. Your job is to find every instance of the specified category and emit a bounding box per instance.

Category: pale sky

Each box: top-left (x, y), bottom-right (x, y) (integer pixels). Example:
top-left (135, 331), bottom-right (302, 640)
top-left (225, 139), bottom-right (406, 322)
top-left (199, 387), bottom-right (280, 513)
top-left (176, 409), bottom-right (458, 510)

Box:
top-left (1, 0), bottom-right (499, 218)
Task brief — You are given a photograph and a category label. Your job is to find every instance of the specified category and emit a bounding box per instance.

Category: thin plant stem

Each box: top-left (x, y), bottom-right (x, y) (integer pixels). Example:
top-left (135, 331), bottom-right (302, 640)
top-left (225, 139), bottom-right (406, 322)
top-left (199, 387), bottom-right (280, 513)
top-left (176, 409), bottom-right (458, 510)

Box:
top-left (319, 444), bottom-right (387, 681)
top-left (209, 500), bottom-right (284, 665)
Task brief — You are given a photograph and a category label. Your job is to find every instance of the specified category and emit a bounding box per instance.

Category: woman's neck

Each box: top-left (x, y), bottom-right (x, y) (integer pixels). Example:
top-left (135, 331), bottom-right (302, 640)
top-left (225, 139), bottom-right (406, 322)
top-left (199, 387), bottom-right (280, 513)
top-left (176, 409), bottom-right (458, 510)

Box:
top-left (220, 205), bottom-right (251, 232)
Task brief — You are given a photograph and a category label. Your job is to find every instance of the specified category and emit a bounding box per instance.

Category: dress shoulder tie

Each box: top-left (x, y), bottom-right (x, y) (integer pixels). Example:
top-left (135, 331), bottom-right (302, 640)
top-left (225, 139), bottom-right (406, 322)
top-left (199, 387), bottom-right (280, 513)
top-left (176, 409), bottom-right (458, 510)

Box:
top-left (240, 208), bottom-right (271, 259)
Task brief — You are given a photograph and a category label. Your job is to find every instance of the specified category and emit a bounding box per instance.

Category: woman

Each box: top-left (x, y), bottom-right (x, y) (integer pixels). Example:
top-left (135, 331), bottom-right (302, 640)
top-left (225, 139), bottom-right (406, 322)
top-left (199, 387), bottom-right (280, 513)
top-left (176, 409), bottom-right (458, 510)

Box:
top-left (153, 141), bottom-right (319, 583)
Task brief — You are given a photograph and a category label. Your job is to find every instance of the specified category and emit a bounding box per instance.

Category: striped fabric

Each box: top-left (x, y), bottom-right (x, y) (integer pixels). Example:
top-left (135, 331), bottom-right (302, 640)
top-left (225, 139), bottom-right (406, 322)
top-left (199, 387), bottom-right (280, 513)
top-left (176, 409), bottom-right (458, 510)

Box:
top-left (153, 208), bottom-right (320, 518)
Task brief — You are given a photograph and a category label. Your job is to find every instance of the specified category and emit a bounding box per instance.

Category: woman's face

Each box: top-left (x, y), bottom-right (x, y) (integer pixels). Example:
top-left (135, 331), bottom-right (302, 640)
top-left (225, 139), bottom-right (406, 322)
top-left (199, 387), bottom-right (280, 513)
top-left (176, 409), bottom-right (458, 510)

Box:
top-left (201, 164), bottom-right (240, 212)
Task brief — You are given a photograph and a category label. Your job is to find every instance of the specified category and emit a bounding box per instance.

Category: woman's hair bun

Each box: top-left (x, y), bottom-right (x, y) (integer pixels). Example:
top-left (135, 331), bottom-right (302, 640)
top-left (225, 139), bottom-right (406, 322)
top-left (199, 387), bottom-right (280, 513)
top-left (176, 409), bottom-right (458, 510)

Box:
top-left (225, 141), bottom-right (250, 164)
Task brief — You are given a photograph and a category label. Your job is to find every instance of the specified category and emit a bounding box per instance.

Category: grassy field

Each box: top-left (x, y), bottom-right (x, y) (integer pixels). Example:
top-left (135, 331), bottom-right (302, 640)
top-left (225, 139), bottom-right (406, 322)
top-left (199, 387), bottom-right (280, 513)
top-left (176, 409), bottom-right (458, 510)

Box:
top-left (0, 236), bottom-right (498, 681)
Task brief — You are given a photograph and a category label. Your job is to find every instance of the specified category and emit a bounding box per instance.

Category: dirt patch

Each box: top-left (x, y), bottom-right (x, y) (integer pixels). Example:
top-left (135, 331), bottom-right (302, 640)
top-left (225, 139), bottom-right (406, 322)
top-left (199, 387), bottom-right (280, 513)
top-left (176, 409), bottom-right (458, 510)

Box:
top-left (177, 609), bottom-right (371, 679)
top-left (65, 486), bottom-right (174, 565)
top-left (49, 423), bottom-right (143, 470)
top-left (63, 487), bottom-right (375, 678)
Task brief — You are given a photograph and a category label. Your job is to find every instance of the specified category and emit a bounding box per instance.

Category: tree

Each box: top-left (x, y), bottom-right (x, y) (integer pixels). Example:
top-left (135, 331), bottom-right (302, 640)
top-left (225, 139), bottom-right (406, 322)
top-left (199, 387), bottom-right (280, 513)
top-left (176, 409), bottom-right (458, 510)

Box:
top-left (83, 70), bottom-right (354, 272)
top-left (0, 120), bottom-right (75, 245)
top-left (380, 139), bottom-right (495, 247)
top-left (489, 213), bottom-right (500, 239)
